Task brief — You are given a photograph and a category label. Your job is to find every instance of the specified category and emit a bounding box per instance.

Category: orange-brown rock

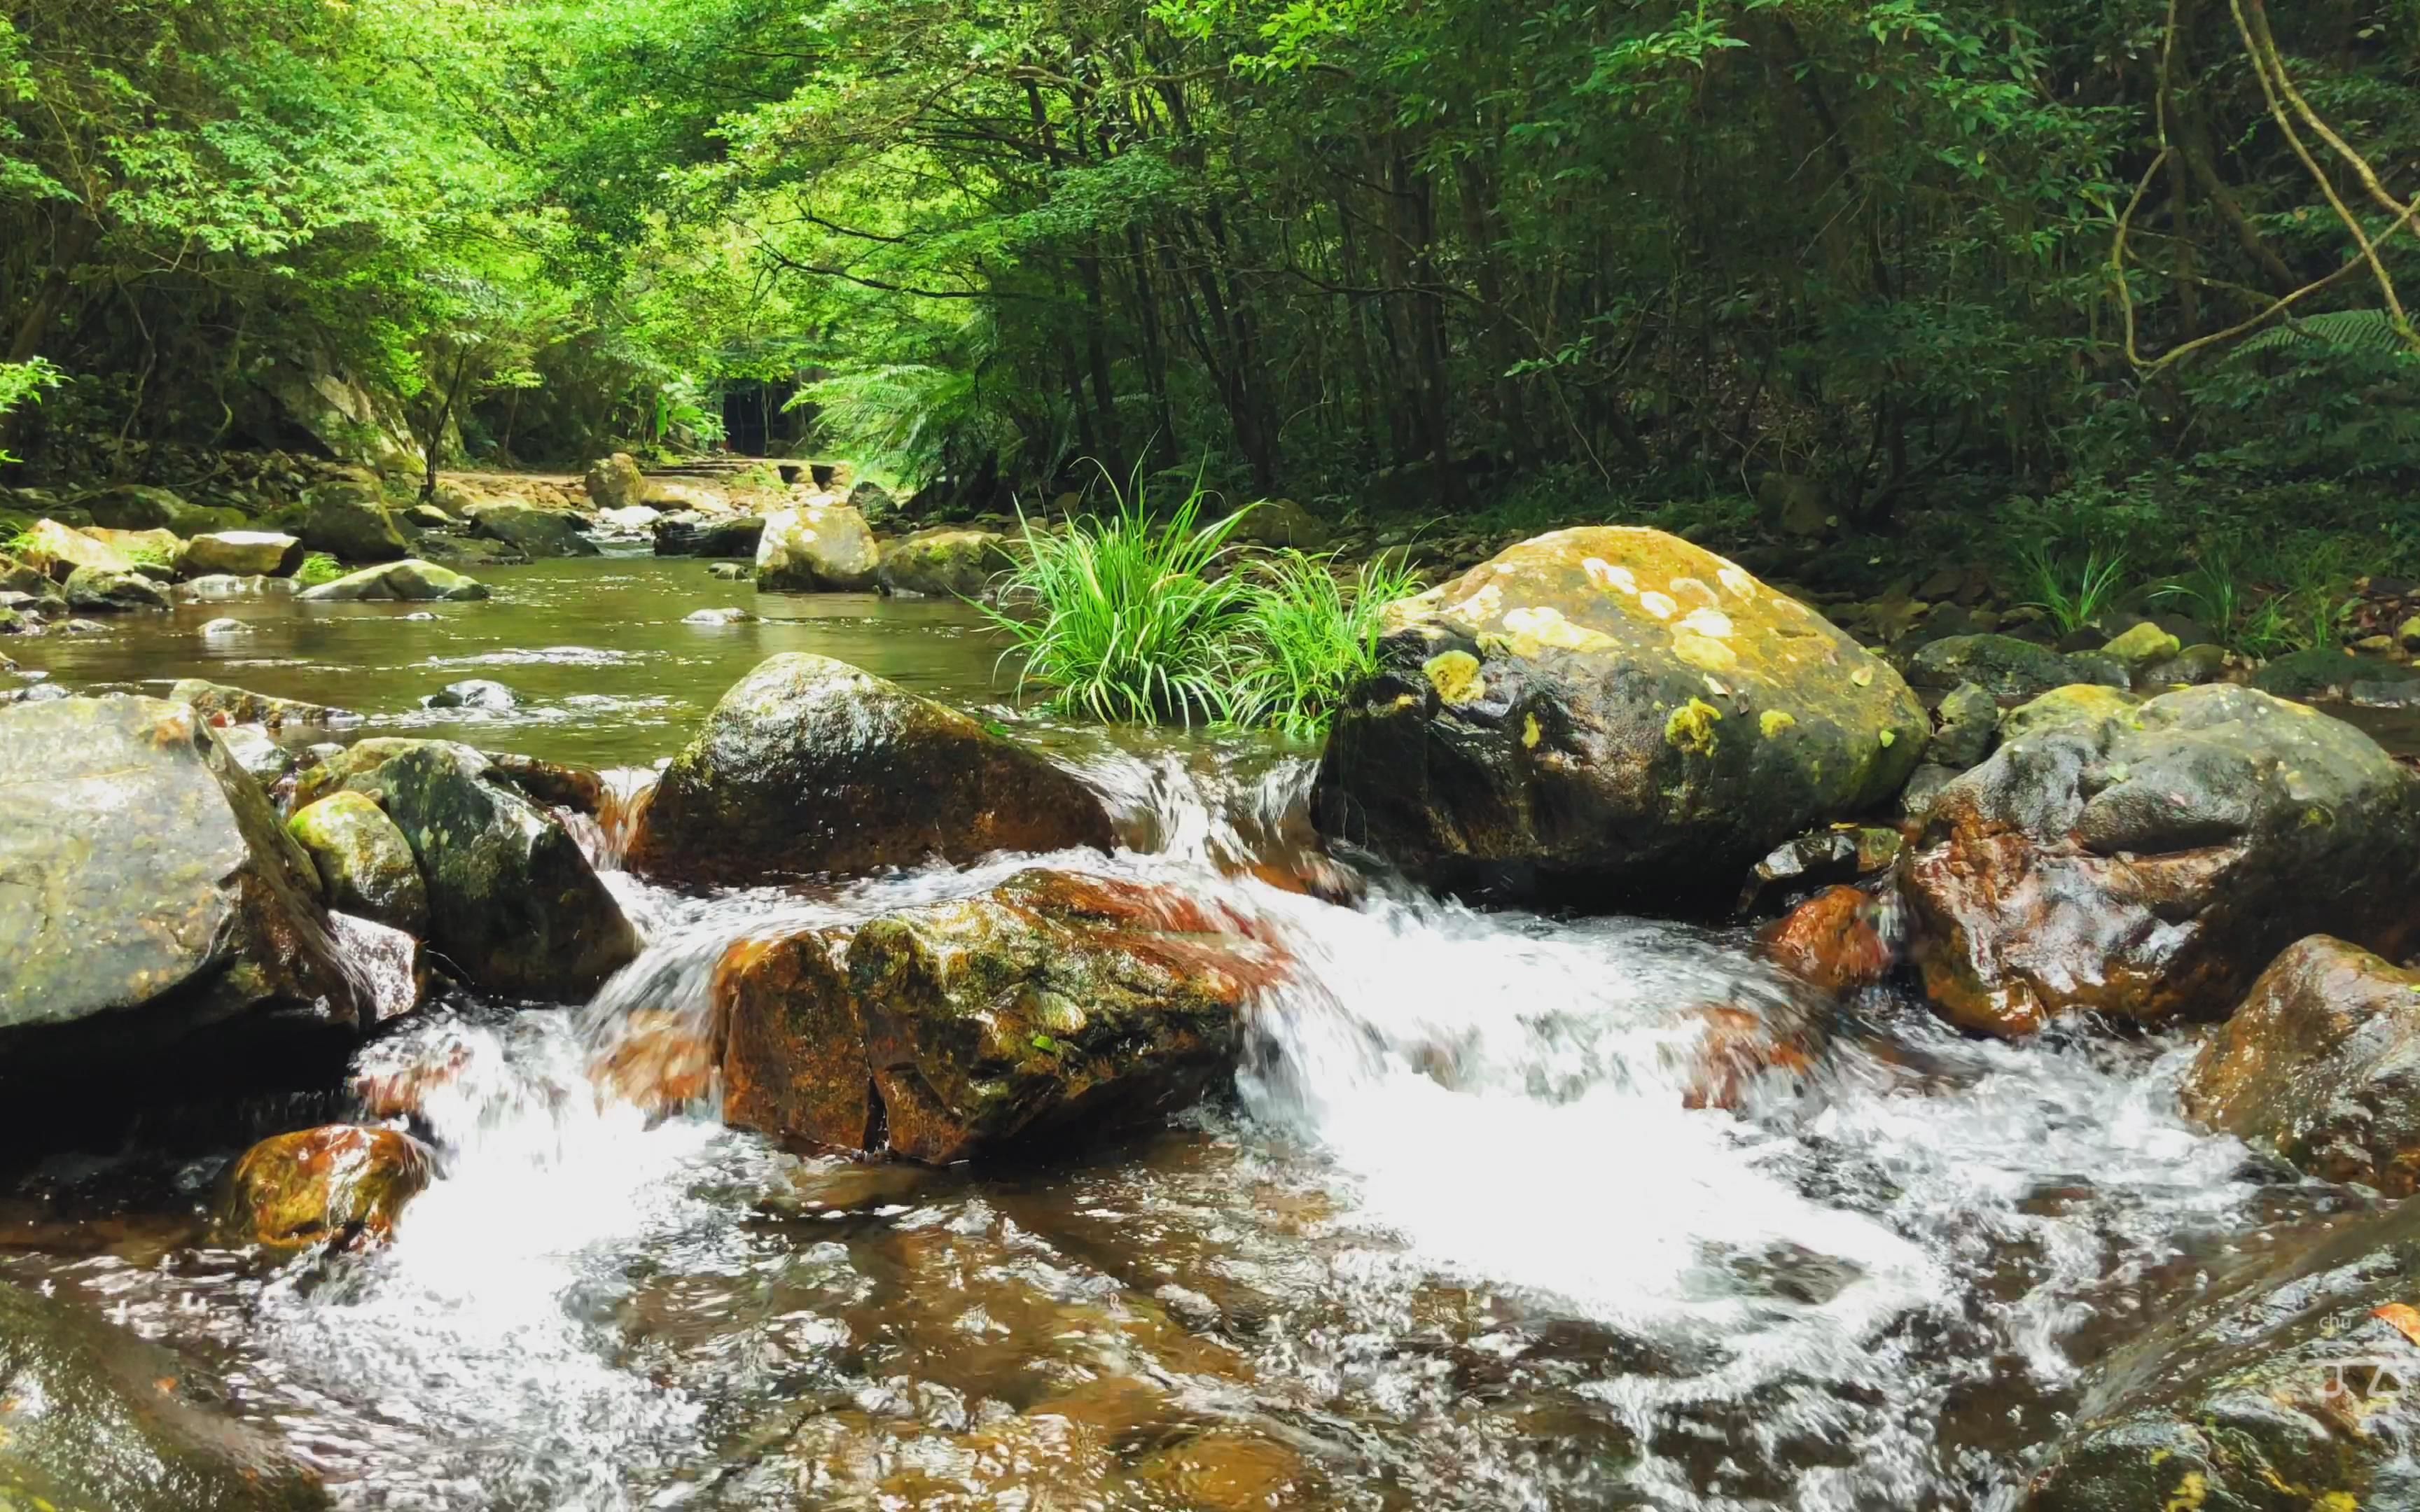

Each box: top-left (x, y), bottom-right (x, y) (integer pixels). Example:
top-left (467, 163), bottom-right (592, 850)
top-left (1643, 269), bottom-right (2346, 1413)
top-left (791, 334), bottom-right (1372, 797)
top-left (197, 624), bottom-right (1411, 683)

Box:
top-left (1679, 1000), bottom-right (1826, 1111)
top-left (1901, 684), bottom-right (2420, 1037)
top-left (588, 1006), bottom-right (721, 1118)
top-left (2181, 936), bottom-right (2420, 1194)
top-left (217, 1125), bottom-right (431, 1252)
top-left (1758, 885), bottom-right (1894, 995)
top-left (715, 870), bottom-right (1286, 1162)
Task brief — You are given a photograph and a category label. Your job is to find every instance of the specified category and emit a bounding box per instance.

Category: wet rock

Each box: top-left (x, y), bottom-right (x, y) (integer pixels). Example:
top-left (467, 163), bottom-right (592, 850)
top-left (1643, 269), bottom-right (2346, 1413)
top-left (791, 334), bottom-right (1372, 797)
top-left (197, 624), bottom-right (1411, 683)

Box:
top-left (1996, 682), bottom-right (2139, 745)
top-left (300, 485), bottom-right (410, 562)
top-left (1312, 526), bottom-right (1927, 910)
top-left (1924, 680), bottom-right (1998, 769)
top-left (78, 482), bottom-right (218, 536)
top-left (681, 606), bottom-right (754, 624)
top-left (216, 1124), bottom-right (431, 1252)
top-left (1905, 634), bottom-right (2110, 701)
top-left (182, 572), bottom-right (298, 601)
top-left (594, 503), bottom-right (660, 536)
top-left (2255, 646), bottom-right (2420, 703)
top-left (1902, 685), bottom-right (2420, 1036)
top-left (632, 652), bottom-right (1114, 886)
top-left (2099, 621), bottom-right (2180, 671)
top-left (1759, 885), bottom-right (1896, 995)
top-left (376, 743), bottom-right (641, 998)
top-left (1131, 1429), bottom-right (1308, 1511)
top-left (2139, 641), bottom-right (2228, 687)
top-left (2181, 936), bottom-right (2420, 1194)
top-left (1225, 498), bottom-right (1330, 551)
top-left (296, 558), bottom-right (489, 601)
top-left (876, 526), bottom-right (1010, 598)
top-left (1737, 826), bottom-right (1900, 915)
top-left (756, 503), bottom-right (879, 592)
top-left (470, 500), bottom-right (597, 559)
top-left (179, 529), bottom-right (304, 578)
top-left (83, 524), bottom-right (182, 563)
top-left (588, 1006), bottom-right (718, 1117)
top-left (583, 451), bottom-right (646, 512)
top-left (2023, 1196), bottom-right (2420, 1511)
top-left (651, 512), bottom-right (765, 558)
top-left (169, 678), bottom-right (349, 729)
top-left (200, 615), bottom-right (247, 636)
top-left (0, 1278), bottom-right (331, 1511)
top-left (845, 477), bottom-right (896, 521)
top-left (1680, 997), bottom-right (1829, 1111)
top-left (716, 869), bottom-right (1280, 1161)
top-left (216, 722), bottom-right (295, 786)
top-left (422, 677), bottom-right (517, 711)
top-left (0, 696), bottom-right (368, 1092)
top-left (706, 560), bottom-right (748, 580)
top-left (639, 479), bottom-right (734, 514)
top-left (64, 564), bottom-right (171, 611)
top-left (402, 502), bottom-right (456, 529)
top-left (288, 792), bottom-right (429, 934)
top-left (9, 517), bottom-right (125, 580)
top-left (478, 750), bottom-right (609, 815)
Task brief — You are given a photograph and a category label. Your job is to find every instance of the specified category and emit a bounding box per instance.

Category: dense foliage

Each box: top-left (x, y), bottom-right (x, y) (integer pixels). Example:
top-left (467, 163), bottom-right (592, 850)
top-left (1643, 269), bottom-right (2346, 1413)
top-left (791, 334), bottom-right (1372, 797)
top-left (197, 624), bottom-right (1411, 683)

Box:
top-left (8, 0), bottom-right (2420, 589)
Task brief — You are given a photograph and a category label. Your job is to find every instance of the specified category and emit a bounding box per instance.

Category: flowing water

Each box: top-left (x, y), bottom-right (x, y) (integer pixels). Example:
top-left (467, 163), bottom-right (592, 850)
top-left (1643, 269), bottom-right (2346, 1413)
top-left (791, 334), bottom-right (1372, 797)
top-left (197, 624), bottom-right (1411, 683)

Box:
top-left (0, 556), bottom-right (2360, 1510)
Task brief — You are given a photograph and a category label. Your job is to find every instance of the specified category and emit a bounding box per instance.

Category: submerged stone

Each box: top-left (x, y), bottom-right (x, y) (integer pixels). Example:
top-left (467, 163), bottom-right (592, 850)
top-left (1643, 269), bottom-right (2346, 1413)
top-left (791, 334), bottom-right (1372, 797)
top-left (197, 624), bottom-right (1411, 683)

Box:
top-left (216, 1124), bottom-right (431, 1252)
top-left (296, 558), bottom-right (489, 602)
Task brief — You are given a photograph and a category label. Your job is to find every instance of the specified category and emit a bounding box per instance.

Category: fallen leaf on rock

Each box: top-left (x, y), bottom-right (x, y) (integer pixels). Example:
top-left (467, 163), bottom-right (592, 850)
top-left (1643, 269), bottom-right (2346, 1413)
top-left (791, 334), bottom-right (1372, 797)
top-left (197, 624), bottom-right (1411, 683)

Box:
top-left (2373, 1303), bottom-right (2420, 1345)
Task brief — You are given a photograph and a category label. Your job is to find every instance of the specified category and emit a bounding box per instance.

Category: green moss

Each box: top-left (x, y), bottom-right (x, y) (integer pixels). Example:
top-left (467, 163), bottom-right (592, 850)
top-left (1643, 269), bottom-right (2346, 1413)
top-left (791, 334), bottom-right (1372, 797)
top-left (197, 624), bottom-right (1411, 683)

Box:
top-left (295, 551), bottom-right (345, 587)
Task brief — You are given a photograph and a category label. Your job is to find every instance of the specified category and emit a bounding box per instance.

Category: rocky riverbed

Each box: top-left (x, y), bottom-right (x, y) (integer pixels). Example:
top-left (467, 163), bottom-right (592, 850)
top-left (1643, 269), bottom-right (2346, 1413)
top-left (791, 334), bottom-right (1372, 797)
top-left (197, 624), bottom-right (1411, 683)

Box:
top-left (4, 503), bottom-right (2420, 1511)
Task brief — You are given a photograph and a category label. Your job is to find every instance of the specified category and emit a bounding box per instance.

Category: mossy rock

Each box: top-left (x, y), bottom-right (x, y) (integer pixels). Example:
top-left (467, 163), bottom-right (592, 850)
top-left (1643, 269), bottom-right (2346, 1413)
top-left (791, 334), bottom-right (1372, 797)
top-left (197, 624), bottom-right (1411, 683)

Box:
top-left (875, 526), bottom-right (1010, 598)
top-left (216, 1124), bottom-right (431, 1252)
top-left (287, 791), bottom-right (428, 933)
top-left (1996, 683), bottom-right (2140, 745)
top-left (754, 504), bottom-right (878, 592)
top-left (1905, 634), bottom-right (2109, 701)
top-left (1312, 526), bottom-right (1927, 911)
top-left (2253, 647), bottom-right (2420, 701)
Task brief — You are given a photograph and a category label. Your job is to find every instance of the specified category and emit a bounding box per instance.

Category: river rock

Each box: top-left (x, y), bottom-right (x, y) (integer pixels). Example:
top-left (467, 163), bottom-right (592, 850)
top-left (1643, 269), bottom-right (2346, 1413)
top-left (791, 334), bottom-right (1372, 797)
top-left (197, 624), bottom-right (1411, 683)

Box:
top-left (78, 482), bottom-right (217, 536)
top-left (288, 792), bottom-right (429, 933)
top-left (182, 572), bottom-right (299, 601)
top-left (375, 743), bottom-right (641, 998)
top-left (1736, 826), bottom-right (1900, 915)
top-left (630, 653), bottom-right (1114, 886)
top-left (1902, 684), bottom-right (2420, 1037)
top-left (682, 606), bottom-right (755, 624)
top-left (423, 678), bottom-right (517, 710)
top-left (0, 696), bottom-right (368, 1091)
top-left (2253, 646), bottom-right (2420, 703)
top-left (216, 1124), bottom-right (431, 1252)
top-left (877, 526), bottom-right (1010, 598)
top-left (297, 559), bottom-right (489, 601)
top-left (755, 503), bottom-right (879, 591)
top-left (1758, 885), bottom-right (1896, 995)
top-left (1924, 680), bottom-right (1998, 769)
top-left (707, 561), bottom-right (747, 580)
top-left (170, 678), bottom-right (349, 729)
top-left (179, 529), bottom-right (304, 578)
top-left (0, 1278), bottom-right (331, 1511)
top-left (641, 479), bottom-right (735, 514)
top-left (14, 517), bottom-right (129, 580)
top-left (2022, 1195), bottom-right (2420, 1511)
top-left (846, 478), bottom-right (894, 520)
top-left (1227, 498), bottom-right (1330, 550)
top-left (83, 524), bottom-right (181, 562)
top-left (596, 503), bottom-right (660, 535)
top-left (216, 722), bottom-right (295, 785)
top-left (471, 500), bottom-right (597, 559)
top-left (300, 486), bottom-right (410, 562)
top-left (716, 870), bottom-right (1281, 1162)
top-left (64, 563), bottom-right (172, 610)
top-left (1312, 526), bottom-right (1928, 909)
top-left (2179, 935), bottom-right (2420, 1194)
top-left (1905, 634), bottom-right (2109, 701)
top-left (2099, 620), bottom-right (2181, 671)
top-left (584, 451), bottom-right (646, 511)
top-left (653, 513), bottom-right (766, 558)
top-left (1996, 682), bottom-right (2139, 744)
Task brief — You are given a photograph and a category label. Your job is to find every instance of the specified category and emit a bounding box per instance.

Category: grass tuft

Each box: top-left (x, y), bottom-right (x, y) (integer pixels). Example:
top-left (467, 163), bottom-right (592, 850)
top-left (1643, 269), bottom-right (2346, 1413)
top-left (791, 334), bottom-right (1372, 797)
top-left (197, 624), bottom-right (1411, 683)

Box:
top-left (1230, 550), bottom-right (1424, 739)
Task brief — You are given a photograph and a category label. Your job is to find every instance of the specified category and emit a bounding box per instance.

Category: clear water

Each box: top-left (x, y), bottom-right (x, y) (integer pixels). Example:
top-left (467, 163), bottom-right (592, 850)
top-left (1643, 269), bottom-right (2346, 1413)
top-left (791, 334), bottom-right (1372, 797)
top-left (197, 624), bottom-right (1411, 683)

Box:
top-left (0, 557), bottom-right (2346, 1511)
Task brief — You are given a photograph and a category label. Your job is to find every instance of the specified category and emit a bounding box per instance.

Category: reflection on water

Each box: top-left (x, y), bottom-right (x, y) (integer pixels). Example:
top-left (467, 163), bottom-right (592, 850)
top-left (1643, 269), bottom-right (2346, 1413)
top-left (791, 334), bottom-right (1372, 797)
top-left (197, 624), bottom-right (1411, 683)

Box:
top-left (0, 560), bottom-right (2342, 1511)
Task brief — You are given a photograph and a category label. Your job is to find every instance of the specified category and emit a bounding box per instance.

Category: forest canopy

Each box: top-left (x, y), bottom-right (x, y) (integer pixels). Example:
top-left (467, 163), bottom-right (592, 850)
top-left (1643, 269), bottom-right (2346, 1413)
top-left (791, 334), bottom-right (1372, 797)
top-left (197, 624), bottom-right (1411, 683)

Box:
top-left (6, 0), bottom-right (2420, 580)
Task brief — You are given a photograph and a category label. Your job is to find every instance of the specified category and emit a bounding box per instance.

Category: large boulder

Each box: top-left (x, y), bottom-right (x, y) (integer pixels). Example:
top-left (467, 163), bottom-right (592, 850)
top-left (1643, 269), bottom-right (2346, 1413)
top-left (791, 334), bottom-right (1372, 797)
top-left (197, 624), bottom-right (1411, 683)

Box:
top-left (300, 485), bottom-right (409, 562)
top-left (0, 696), bottom-right (368, 1094)
top-left (716, 870), bottom-right (1281, 1162)
top-left (877, 526), bottom-right (1010, 598)
top-left (64, 563), bottom-right (172, 611)
top-left (288, 792), bottom-right (429, 934)
top-left (375, 743), bottom-right (640, 999)
top-left (2181, 935), bottom-right (2420, 1194)
top-left (79, 483), bottom-right (217, 536)
top-left (179, 530), bottom-right (304, 578)
top-left (470, 500), bottom-right (597, 559)
top-left (170, 678), bottom-right (350, 729)
top-left (297, 559), bottom-right (489, 602)
top-left (2023, 1196), bottom-right (2420, 1511)
top-left (13, 517), bottom-right (128, 581)
top-left (630, 654), bottom-right (1115, 886)
top-left (653, 512), bottom-right (765, 558)
top-left (1312, 527), bottom-right (1928, 909)
top-left (216, 1124), bottom-right (431, 1252)
top-left (583, 451), bottom-right (646, 512)
top-left (1902, 685), bottom-right (2420, 1037)
top-left (0, 1279), bottom-right (330, 1511)
top-left (755, 503), bottom-right (879, 592)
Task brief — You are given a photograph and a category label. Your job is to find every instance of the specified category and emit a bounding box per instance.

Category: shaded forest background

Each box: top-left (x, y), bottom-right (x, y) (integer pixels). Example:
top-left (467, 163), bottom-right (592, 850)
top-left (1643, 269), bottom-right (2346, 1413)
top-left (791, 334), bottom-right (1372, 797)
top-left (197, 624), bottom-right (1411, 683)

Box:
top-left (8, 0), bottom-right (2420, 608)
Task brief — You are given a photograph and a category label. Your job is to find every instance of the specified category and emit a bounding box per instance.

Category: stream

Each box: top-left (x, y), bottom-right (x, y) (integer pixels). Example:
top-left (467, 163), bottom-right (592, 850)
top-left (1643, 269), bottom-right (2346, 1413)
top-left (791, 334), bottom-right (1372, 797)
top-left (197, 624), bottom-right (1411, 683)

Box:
top-left (0, 553), bottom-right (2364, 1509)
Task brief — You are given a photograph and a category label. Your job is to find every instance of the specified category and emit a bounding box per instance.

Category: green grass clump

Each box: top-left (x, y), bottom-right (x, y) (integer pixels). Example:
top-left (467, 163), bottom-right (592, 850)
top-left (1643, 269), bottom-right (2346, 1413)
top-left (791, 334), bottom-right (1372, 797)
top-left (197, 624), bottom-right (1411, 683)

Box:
top-left (296, 552), bottom-right (346, 587)
top-left (987, 475), bottom-right (1419, 736)
top-left (2015, 542), bottom-right (2128, 636)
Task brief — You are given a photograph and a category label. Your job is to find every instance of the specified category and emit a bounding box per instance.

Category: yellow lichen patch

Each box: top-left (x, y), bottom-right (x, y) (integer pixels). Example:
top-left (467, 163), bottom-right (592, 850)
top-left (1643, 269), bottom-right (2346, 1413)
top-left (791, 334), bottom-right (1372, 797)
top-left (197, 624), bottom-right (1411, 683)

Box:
top-left (1447, 581), bottom-right (1505, 627)
top-left (1671, 576), bottom-right (1721, 611)
top-left (1583, 557), bottom-right (1637, 594)
top-left (1760, 710), bottom-right (1797, 738)
top-left (1879, 728), bottom-right (1898, 748)
top-left (1664, 699), bottom-right (1723, 757)
top-left (1671, 632), bottom-right (1739, 674)
top-left (1639, 591), bottom-right (1677, 620)
top-left (1851, 666), bottom-right (1875, 687)
top-left (1423, 650), bottom-right (1487, 706)
top-left (1677, 608), bottom-right (1734, 639)
top-left (1522, 713), bottom-right (1542, 748)
top-left (1501, 606), bottom-right (1617, 653)
top-left (2160, 1471), bottom-right (2206, 1512)
top-left (1716, 565), bottom-right (1756, 600)
top-left (1386, 693), bottom-right (1421, 711)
